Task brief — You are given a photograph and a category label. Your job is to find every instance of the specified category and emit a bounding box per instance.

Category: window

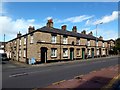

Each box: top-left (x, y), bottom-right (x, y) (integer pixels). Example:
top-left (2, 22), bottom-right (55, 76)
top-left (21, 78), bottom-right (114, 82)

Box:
top-left (63, 48), bottom-right (68, 57)
top-left (96, 41), bottom-right (98, 46)
top-left (76, 49), bottom-right (80, 56)
top-left (102, 49), bottom-right (105, 55)
top-left (19, 39), bottom-right (21, 45)
top-left (24, 37), bottom-right (26, 45)
top-left (23, 49), bottom-right (26, 57)
top-left (63, 36), bottom-right (67, 44)
top-left (19, 50), bottom-right (21, 57)
top-left (87, 40), bottom-right (90, 46)
top-left (51, 48), bottom-right (57, 57)
top-left (97, 49), bottom-right (99, 55)
top-left (51, 35), bottom-right (56, 43)
top-left (103, 42), bottom-right (104, 47)
top-left (30, 35), bottom-right (34, 43)
top-left (76, 38), bottom-right (80, 45)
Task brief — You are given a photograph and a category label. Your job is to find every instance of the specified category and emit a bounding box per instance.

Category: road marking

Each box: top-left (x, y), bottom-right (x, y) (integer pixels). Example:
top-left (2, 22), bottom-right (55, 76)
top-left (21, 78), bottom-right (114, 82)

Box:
top-left (9, 72), bottom-right (28, 77)
top-left (9, 69), bottom-right (52, 78)
top-left (102, 74), bottom-right (120, 89)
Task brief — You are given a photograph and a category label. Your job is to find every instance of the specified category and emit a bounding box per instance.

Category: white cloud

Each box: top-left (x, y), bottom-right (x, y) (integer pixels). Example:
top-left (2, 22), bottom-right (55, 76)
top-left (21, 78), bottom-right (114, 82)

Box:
top-left (56, 15), bottom-right (94, 23)
top-left (0, 16), bottom-right (44, 41)
top-left (93, 11), bottom-right (118, 25)
top-left (45, 16), bottom-right (53, 20)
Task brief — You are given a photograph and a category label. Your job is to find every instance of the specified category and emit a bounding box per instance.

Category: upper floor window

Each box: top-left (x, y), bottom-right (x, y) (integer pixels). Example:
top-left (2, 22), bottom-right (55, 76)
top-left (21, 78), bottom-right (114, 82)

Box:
top-left (51, 35), bottom-right (57, 43)
top-left (51, 48), bottom-right (57, 57)
top-left (19, 39), bottom-right (21, 45)
top-left (30, 35), bottom-right (34, 44)
top-left (23, 49), bottom-right (26, 57)
top-left (63, 48), bottom-right (68, 57)
top-left (87, 40), bottom-right (90, 46)
top-left (76, 38), bottom-right (80, 45)
top-left (24, 37), bottom-right (26, 45)
top-left (63, 36), bottom-right (67, 44)
top-left (103, 42), bottom-right (104, 47)
top-left (96, 41), bottom-right (98, 46)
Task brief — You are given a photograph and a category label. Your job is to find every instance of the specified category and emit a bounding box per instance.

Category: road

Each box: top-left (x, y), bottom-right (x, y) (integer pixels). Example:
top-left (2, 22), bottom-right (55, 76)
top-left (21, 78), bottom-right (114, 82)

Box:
top-left (2, 56), bottom-right (119, 89)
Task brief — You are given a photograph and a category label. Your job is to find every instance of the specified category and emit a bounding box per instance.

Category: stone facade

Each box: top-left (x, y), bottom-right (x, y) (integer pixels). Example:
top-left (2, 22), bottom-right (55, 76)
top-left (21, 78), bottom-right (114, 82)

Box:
top-left (5, 19), bottom-right (114, 64)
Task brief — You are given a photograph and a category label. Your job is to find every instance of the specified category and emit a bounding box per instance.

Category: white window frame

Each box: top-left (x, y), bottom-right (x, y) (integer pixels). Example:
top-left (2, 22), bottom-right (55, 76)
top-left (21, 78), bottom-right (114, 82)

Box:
top-left (19, 39), bottom-right (21, 45)
top-left (76, 38), bottom-right (80, 45)
top-left (19, 50), bottom-right (21, 57)
top-left (87, 40), bottom-right (90, 46)
top-left (88, 49), bottom-right (91, 56)
top-left (51, 35), bottom-right (57, 43)
top-left (24, 37), bottom-right (26, 45)
top-left (63, 48), bottom-right (68, 57)
top-left (96, 41), bottom-right (98, 46)
top-left (97, 49), bottom-right (99, 55)
top-left (103, 42), bottom-right (104, 47)
top-left (30, 35), bottom-right (34, 44)
top-left (51, 48), bottom-right (57, 57)
top-left (23, 49), bottom-right (26, 57)
top-left (63, 36), bottom-right (67, 44)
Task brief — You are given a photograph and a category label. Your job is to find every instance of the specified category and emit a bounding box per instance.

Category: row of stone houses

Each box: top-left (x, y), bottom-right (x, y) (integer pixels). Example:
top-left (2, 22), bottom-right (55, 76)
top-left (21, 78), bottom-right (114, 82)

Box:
top-left (5, 19), bottom-right (115, 64)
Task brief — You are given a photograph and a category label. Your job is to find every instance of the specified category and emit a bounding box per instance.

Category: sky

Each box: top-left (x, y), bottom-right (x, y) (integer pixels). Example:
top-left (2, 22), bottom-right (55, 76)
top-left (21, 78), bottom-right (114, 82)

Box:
top-left (0, 1), bottom-right (119, 42)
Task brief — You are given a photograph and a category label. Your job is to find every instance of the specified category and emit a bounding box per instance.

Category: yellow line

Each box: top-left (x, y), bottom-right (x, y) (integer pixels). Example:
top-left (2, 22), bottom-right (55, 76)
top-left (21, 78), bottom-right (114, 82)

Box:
top-left (52, 80), bottom-right (66, 85)
top-left (102, 74), bottom-right (120, 90)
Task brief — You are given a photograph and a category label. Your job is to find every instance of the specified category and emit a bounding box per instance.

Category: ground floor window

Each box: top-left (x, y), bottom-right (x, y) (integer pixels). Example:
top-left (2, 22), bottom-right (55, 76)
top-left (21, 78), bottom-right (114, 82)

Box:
top-left (51, 48), bottom-right (57, 57)
top-left (63, 48), bottom-right (68, 57)
top-left (87, 49), bottom-right (91, 56)
top-left (97, 49), bottom-right (99, 55)
top-left (23, 49), bottom-right (26, 57)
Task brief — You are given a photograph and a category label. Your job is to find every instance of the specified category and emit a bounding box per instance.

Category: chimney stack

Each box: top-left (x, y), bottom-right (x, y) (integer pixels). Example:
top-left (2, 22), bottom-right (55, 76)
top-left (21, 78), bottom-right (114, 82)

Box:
top-left (99, 36), bottom-right (103, 40)
top-left (72, 26), bottom-right (77, 32)
top-left (28, 26), bottom-right (35, 33)
top-left (46, 19), bottom-right (53, 28)
top-left (81, 30), bottom-right (86, 34)
top-left (88, 31), bottom-right (93, 36)
top-left (17, 31), bottom-right (22, 38)
top-left (61, 25), bottom-right (67, 30)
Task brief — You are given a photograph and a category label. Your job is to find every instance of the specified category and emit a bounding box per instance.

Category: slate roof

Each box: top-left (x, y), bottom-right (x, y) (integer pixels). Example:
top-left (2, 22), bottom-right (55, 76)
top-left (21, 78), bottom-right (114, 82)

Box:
top-left (37, 26), bottom-right (97, 40)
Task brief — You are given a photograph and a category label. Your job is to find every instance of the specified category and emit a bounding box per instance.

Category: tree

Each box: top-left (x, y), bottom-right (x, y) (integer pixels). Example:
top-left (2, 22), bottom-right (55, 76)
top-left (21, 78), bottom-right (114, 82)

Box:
top-left (114, 38), bottom-right (120, 54)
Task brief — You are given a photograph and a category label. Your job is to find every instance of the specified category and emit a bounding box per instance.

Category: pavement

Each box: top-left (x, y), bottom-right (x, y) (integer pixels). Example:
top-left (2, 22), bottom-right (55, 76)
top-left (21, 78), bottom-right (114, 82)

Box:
top-left (42, 64), bottom-right (119, 89)
top-left (9, 55), bottom-right (119, 68)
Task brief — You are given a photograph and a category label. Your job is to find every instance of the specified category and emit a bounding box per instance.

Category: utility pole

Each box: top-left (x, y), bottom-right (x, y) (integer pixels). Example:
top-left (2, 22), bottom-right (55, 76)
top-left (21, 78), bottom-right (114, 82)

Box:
top-left (4, 34), bottom-right (5, 53)
top-left (96, 22), bottom-right (103, 58)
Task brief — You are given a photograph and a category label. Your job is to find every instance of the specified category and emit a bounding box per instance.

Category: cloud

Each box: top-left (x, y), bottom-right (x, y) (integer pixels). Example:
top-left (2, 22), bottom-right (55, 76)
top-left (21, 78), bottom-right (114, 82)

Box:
top-left (0, 16), bottom-right (44, 41)
top-left (56, 15), bottom-right (94, 23)
top-left (93, 11), bottom-right (118, 25)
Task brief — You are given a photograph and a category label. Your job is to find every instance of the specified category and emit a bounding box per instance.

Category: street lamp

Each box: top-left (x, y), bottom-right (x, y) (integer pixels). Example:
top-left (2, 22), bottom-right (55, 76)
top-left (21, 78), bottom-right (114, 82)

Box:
top-left (96, 22), bottom-right (103, 58)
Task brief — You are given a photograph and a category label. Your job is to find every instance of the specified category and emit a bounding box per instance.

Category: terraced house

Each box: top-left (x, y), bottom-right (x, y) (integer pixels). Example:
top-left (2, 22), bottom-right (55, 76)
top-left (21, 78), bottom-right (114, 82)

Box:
top-left (5, 19), bottom-right (112, 64)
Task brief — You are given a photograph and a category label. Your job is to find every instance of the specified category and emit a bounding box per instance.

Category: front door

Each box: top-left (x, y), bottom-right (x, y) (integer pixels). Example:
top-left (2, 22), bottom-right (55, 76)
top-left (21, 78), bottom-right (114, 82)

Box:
top-left (41, 47), bottom-right (47, 63)
top-left (82, 48), bottom-right (85, 59)
top-left (70, 48), bottom-right (74, 60)
top-left (99, 48), bottom-right (101, 57)
top-left (91, 48), bottom-right (94, 58)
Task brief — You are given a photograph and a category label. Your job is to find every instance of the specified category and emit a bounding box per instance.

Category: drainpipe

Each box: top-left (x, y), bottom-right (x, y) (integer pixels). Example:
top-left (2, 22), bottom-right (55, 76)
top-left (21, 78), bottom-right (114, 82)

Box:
top-left (26, 35), bottom-right (28, 64)
top-left (60, 35), bottom-right (61, 60)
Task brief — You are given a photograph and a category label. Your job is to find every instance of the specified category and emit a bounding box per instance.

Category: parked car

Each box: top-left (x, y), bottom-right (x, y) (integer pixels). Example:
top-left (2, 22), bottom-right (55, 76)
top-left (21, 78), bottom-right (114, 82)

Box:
top-left (0, 53), bottom-right (9, 61)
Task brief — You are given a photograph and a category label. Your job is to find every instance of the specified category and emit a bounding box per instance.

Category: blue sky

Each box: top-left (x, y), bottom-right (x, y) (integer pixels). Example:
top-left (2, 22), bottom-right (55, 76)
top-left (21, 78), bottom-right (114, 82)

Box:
top-left (0, 2), bottom-right (118, 41)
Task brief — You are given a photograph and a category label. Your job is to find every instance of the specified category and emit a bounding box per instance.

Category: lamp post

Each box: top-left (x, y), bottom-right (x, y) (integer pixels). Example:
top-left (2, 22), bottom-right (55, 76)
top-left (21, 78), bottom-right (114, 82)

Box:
top-left (96, 22), bottom-right (103, 58)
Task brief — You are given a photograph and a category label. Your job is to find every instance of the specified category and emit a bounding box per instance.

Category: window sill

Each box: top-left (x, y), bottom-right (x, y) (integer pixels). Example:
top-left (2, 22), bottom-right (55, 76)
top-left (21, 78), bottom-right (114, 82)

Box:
top-left (51, 56), bottom-right (57, 58)
top-left (63, 56), bottom-right (68, 58)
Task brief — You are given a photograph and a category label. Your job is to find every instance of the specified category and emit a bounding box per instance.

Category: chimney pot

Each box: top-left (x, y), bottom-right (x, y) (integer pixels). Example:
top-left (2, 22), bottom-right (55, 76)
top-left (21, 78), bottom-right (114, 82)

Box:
top-left (81, 30), bottom-right (86, 34)
top-left (47, 19), bottom-right (53, 28)
top-left (72, 26), bottom-right (77, 32)
top-left (28, 26), bottom-right (35, 33)
top-left (17, 31), bottom-right (22, 38)
top-left (61, 25), bottom-right (67, 30)
top-left (88, 31), bottom-right (93, 35)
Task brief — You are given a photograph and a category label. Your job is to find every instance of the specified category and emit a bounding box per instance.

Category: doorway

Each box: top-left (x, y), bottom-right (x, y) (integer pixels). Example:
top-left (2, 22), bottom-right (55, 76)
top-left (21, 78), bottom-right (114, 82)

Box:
top-left (91, 48), bottom-right (94, 58)
top-left (82, 48), bottom-right (85, 59)
top-left (70, 48), bottom-right (74, 60)
top-left (41, 47), bottom-right (47, 63)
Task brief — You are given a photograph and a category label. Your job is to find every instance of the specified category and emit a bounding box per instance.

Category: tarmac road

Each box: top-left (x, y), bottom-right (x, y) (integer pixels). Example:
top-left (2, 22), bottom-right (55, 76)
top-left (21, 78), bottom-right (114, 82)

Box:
top-left (2, 56), bottom-right (119, 88)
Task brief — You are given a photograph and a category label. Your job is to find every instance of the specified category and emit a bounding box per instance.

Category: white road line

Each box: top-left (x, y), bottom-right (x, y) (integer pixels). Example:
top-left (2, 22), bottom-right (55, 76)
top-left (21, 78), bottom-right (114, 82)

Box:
top-left (9, 69), bottom-right (52, 78)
